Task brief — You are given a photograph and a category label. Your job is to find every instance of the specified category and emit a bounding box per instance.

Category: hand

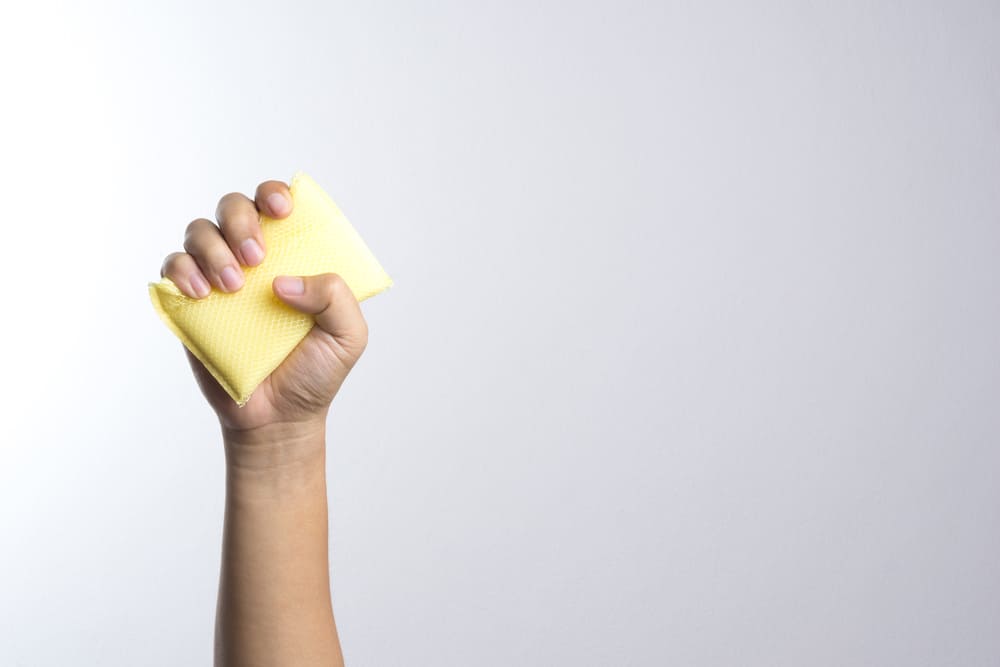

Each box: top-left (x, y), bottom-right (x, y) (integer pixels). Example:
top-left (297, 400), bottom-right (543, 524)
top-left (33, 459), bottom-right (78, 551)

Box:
top-left (159, 180), bottom-right (369, 437)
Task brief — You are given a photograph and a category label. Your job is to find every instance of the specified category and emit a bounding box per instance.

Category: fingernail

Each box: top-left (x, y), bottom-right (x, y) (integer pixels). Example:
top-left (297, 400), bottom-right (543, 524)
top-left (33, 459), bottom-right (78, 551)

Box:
top-left (274, 275), bottom-right (305, 295)
top-left (240, 238), bottom-right (265, 266)
top-left (190, 273), bottom-right (210, 298)
top-left (267, 192), bottom-right (290, 216)
top-left (220, 266), bottom-right (243, 292)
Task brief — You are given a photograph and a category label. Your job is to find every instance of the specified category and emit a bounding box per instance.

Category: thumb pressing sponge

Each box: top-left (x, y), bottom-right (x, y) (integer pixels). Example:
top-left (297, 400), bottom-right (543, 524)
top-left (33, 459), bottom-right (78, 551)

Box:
top-left (149, 172), bottom-right (393, 406)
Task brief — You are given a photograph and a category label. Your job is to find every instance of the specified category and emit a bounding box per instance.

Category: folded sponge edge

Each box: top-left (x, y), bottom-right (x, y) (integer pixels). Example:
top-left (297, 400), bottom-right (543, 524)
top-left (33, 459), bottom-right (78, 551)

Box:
top-left (149, 279), bottom-right (247, 404)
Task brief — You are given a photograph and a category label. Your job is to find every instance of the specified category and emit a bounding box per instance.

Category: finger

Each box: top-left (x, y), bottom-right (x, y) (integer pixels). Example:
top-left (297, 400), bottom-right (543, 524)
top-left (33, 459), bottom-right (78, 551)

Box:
top-left (254, 180), bottom-right (293, 219)
top-left (161, 251), bottom-right (211, 298)
top-left (215, 192), bottom-right (265, 267)
top-left (183, 218), bottom-right (244, 293)
top-left (272, 273), bottom-right (368, 349)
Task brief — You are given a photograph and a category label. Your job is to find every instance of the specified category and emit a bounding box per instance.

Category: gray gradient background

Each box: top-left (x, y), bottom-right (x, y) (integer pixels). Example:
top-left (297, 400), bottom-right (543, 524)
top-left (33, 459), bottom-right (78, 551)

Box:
top-left (2, 0), bottom-right (999, 665)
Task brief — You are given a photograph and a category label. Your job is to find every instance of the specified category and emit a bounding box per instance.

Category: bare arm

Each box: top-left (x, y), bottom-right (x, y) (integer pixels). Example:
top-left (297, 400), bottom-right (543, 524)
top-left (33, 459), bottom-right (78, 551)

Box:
top-left (159, 180), bottom-right (369, 666)
top-left (216, 423), bottom-right (343, 666)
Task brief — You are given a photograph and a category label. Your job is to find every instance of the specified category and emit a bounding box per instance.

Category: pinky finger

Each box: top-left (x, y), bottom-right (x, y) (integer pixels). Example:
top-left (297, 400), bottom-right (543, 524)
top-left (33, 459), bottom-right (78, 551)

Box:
top-left (161, 251), bottom-right (212, 299)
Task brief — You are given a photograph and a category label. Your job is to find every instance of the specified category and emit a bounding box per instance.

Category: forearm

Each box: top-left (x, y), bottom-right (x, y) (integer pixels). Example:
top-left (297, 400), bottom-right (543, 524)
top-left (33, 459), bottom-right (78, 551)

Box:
top-left (215, 422), bottom-right (343, 667)
top-left (152, 177), bottom-right (372, 664)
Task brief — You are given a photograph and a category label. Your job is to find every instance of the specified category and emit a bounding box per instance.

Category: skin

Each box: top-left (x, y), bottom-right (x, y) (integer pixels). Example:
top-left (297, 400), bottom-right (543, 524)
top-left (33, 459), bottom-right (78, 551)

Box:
top-left (160, 180), bottom-right (367, 666)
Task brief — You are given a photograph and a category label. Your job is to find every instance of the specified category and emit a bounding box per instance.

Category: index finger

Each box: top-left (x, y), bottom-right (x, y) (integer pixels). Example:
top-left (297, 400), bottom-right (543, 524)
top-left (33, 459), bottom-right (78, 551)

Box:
top-left (255, 180), bottom-right (293, 219)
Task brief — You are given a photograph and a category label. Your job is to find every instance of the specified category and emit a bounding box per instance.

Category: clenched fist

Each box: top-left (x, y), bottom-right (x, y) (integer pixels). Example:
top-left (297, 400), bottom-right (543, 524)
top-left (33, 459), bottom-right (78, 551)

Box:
top-left (159, 179), bottom-right (368, 436)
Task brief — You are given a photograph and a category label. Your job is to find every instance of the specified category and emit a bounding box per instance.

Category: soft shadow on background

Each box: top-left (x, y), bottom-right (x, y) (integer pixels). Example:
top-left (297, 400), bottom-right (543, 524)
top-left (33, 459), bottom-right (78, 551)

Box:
top-left (2, 1), bottom-right (998, 665)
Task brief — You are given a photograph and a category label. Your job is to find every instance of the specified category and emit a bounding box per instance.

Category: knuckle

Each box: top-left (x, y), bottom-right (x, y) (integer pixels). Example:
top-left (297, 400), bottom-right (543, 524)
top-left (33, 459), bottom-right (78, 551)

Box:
top-left (184, 217), bottom-right (212, 238)
top-left (328, 272), bottom-right (349, 292)
top-left (218, 198), bottom-right (257, 228)
top-left (216, 191), bottom-right (244, 210)
top-left (183, 223), bottom-right (228, 258)
top-left (321, 276), bottom-right (340, 300)
top-left (322, 273), bottom-right (352, 302)
top-left (161, 252), bottom-right (186, 277)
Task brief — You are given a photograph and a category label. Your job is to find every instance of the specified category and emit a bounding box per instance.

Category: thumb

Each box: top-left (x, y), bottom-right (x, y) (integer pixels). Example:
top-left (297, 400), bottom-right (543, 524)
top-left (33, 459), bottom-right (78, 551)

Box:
top-left (272, 273), bottom-right (368, 345)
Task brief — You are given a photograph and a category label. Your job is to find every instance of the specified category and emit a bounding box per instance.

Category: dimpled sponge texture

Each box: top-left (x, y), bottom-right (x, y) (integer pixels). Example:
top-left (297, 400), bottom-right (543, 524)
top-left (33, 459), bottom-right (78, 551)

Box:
top-left (149, 172), bottom-right (392, 406)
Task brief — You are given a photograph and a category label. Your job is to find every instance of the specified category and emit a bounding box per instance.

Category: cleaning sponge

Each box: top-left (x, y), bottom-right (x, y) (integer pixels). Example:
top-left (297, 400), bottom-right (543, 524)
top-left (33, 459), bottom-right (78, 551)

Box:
top-left (149, 172), bottom-right (392, 406)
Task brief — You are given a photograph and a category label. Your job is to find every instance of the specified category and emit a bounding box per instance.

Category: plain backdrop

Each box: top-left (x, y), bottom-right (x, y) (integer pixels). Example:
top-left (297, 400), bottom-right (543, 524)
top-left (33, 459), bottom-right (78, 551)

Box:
top-left (1, 1), bottom-right (998, 665)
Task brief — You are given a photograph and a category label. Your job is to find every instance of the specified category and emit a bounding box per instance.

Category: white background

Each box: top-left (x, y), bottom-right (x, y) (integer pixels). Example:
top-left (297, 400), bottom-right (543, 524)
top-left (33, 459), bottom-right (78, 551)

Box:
top-left (2, 1), bottom-right (999, 665)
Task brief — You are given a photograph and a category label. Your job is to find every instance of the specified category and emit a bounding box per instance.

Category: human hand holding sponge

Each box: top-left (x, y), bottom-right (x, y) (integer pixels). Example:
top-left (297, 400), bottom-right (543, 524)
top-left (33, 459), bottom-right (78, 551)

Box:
top-left (149, 172), bottom-right (392, 427)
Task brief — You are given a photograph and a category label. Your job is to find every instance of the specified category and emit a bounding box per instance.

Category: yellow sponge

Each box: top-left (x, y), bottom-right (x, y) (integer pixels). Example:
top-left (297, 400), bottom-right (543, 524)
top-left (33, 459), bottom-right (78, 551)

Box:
top-left (149, 172), bottom-right (392, 406)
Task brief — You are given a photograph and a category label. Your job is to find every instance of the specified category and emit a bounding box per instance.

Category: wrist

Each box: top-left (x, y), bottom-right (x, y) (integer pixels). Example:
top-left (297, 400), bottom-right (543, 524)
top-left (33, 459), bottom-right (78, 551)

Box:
top-left (222, 419), bottom-right (327, 477)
